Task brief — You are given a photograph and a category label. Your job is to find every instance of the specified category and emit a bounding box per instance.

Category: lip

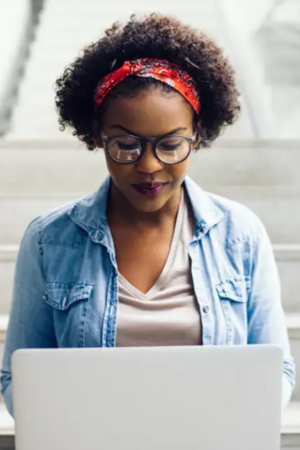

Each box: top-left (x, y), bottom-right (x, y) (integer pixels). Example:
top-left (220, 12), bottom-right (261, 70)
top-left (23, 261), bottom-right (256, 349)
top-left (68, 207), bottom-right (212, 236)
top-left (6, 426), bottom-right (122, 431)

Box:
top-left (132, 182), bottom-right (168, 197)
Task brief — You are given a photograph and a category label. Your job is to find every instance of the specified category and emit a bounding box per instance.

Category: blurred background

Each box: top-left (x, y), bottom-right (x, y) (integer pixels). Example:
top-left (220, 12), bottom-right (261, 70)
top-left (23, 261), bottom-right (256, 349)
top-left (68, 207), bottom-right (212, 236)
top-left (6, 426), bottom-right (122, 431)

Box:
top-left (0, 0), bottom-right (300, 447)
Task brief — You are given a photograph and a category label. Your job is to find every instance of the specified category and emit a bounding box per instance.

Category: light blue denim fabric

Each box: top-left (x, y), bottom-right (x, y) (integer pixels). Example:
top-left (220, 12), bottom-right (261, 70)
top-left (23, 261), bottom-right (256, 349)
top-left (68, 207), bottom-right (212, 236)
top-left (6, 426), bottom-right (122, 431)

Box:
top-left (1, 176), bottom-right (295, 416)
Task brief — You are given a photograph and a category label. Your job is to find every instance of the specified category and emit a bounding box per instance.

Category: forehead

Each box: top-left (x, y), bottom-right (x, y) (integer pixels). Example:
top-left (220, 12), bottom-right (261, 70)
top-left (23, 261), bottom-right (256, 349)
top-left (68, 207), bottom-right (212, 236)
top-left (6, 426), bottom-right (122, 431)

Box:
top-left (101, 89), bottom-right (194, 136)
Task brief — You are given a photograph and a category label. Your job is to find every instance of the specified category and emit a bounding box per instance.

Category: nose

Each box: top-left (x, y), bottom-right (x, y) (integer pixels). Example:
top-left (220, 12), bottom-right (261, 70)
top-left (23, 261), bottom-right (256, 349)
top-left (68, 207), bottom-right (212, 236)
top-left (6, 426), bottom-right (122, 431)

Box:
top-left (136, 142), bottom-right (163, 174)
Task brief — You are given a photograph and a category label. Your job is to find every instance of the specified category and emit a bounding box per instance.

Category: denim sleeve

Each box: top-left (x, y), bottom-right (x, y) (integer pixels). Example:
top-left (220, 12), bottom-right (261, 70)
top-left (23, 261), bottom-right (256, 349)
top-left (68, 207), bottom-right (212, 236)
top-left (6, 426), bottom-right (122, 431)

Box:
top-left (247, 221), bottom-right (295, 408)
top-left (1, 218), bottom-right (57, 417)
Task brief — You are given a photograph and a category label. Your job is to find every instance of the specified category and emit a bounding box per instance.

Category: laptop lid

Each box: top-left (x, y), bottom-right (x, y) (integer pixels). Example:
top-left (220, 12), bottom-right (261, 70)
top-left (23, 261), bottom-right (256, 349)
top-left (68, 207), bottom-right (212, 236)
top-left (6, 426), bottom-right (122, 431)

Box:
top-left (12, 345), bottom-right (283, 450)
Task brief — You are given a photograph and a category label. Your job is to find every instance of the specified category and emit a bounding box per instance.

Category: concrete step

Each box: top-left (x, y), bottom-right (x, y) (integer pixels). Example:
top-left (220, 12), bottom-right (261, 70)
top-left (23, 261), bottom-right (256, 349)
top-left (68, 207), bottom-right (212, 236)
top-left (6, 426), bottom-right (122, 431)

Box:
top-left (1, 140), bottom-right (300, 243)
top-left (281, 402), bottom-right (300, 449)
top-left (1, 141), bottom-right (300, 196)
top-left (0, 316), bottom-right (8, 343)
top-left (0, 140), bottom-right (103, 196)
top-left (0, 313), bottom-right (299, 402)
top-left (211, 185), bottom-right (300, 245)
top-left (274, 245), bottom-right (300, 313)
top-left (288, 314), bottom-right (300, 401)
top-left (1, 244), bottom-right (300, 314)
top-left (32, 2), bottom-right (219, 38)
top-left (1, 189), bottom-right (299, 244)
top-left (9, 111), bottom-right (253, 139)
top-left (35, 11), bottom-right (219, 29)
top-left (45, 0), bottom-right (216, 12)
top-left (0, 401), bottom-right (299, 449)
top-left (44, 2), bottom-right (216, 19)
top-left (0, 196), bottom-right (79, 246)
top-left (46, 0), bottom-right (215, 6)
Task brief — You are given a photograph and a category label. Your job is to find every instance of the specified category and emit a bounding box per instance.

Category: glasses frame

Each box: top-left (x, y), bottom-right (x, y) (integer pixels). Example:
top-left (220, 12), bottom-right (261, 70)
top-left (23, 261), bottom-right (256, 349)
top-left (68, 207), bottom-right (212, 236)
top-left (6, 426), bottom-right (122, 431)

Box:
top-left (101, 132), bottom-right (197, 165)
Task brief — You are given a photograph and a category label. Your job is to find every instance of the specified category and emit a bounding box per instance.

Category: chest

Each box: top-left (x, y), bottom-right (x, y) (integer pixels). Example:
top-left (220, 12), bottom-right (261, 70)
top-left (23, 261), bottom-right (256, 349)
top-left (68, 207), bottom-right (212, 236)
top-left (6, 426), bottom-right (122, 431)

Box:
top-left (44, 235), bottom-right (249, 348)
top-left (110, 226), bottom-right (174, 294)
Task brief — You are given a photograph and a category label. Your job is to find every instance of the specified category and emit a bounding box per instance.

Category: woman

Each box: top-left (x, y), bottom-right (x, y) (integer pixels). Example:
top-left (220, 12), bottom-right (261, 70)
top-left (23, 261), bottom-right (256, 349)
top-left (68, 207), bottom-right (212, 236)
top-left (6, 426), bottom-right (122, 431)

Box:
top-left (1, 13), bottom-right (295, 416)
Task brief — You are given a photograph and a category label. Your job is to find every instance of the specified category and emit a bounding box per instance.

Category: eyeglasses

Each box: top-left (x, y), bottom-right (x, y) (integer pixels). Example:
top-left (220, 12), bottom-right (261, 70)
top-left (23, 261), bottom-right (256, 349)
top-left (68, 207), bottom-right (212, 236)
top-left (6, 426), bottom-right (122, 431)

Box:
top-left (101, 133), bottom-right (197, 165)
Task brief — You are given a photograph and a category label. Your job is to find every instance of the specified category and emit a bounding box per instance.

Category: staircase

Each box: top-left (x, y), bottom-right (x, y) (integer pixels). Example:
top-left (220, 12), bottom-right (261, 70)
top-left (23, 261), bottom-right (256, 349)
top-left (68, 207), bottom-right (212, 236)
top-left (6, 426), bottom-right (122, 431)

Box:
top-left (1, 0), bottom-right (300, 448)
top-left (7, 0), bottom-right (254, 140)
top-left (0, 1), bottom-right (35, 136)
top-left (0, 139), bottom-right (300, 449)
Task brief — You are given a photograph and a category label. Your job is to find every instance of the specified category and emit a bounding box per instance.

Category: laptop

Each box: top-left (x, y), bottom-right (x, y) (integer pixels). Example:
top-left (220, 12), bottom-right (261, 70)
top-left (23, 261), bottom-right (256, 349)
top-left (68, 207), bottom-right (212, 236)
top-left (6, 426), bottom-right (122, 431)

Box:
top-left (12, 345), bottom-right (283, 450)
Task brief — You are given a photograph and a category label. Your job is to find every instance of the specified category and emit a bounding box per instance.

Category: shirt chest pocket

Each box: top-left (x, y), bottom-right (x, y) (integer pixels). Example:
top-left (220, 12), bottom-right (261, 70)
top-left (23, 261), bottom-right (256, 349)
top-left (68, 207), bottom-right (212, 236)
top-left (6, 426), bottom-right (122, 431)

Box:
top-left (44, 281), bottom-right (94, 347)
top-left (216, 277), bottom-right (249, 345)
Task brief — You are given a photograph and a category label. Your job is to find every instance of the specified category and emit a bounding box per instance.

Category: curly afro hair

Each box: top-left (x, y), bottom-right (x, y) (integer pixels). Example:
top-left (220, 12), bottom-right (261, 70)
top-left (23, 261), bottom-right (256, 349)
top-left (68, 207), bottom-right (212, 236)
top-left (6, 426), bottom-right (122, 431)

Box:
top-left (55, 13), bottom-right (240, 150)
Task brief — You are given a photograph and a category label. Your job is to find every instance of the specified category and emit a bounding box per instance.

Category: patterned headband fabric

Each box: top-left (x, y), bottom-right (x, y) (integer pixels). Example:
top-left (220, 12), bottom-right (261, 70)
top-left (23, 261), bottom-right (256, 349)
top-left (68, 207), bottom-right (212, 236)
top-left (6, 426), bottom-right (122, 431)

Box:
top-left (94, 58), bottom-right (201, 114)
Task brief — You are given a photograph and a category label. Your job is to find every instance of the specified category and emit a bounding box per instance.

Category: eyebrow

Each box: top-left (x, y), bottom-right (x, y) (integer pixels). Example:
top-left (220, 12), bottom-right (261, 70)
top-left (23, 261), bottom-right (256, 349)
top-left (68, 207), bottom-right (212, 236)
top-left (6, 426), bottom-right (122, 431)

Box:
top-left (110, 125), bottom-right (188, 137)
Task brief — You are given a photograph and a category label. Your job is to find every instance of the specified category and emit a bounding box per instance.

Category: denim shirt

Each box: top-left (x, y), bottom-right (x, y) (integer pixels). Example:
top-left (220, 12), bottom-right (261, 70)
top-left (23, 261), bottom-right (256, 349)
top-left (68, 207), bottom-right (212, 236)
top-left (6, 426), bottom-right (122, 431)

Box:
top-left (1, 176), bottom-right (295, 416)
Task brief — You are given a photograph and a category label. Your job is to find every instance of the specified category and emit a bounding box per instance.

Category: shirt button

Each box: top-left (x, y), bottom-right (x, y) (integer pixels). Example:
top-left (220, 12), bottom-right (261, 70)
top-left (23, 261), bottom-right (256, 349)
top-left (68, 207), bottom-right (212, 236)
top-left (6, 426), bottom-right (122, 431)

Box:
top-left (203, 305), bottom-right (210, 314)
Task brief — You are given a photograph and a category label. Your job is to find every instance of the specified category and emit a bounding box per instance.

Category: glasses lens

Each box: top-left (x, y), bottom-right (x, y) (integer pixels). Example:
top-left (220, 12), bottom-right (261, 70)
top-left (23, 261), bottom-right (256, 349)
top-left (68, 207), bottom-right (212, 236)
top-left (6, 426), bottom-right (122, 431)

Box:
top-left (107, 136), bottom-right (141, 163)
top-left (156, 136), bottom-right (190, 164)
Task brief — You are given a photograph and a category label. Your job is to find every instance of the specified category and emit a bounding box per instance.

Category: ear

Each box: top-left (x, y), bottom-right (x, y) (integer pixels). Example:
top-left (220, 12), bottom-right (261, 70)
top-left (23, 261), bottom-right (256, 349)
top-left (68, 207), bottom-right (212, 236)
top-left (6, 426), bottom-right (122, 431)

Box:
top-left (92, 120), bottom-right (103, 148)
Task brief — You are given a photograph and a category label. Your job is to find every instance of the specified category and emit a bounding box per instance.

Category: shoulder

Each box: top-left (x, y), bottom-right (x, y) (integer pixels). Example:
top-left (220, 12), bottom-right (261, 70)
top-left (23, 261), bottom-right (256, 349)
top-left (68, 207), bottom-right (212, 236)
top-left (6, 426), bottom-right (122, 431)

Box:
top-left (206, 191), bottom-right (265, 248)
top-left (22, 195), bottom-right (94, 249)
top-left (185, 177), bottom-right (266, 247)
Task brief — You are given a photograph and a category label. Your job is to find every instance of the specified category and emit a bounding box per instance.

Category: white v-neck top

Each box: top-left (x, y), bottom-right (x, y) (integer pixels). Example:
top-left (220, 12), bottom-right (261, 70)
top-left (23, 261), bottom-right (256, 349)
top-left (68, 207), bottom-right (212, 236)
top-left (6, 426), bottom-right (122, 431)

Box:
top-left (116, 191), bottom-right (202, 347)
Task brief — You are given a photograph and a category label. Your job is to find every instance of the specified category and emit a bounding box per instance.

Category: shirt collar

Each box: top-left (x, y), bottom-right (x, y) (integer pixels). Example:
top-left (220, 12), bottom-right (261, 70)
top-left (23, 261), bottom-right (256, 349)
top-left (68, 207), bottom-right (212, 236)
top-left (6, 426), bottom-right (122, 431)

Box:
top-left (68, 176), bottom-right (111, 245)
top-left (184, 176), bottom-right (224, 239)
top-left (68, 175), bottom-right (224, 243)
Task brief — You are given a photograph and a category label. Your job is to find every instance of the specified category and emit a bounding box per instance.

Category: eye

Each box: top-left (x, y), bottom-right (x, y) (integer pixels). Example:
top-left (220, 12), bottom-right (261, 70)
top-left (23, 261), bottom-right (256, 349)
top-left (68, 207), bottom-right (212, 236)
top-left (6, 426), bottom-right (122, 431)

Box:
top-left (107, 136), bottom-right (141, 162)
top-left (159, 143), bottom-right (181, 151)
top-left (116, 141), bottom-right (139, 151)
top-left (157, 137), bottom-right (186, 152)
top-left (109, 136), bottom-right (140, 152)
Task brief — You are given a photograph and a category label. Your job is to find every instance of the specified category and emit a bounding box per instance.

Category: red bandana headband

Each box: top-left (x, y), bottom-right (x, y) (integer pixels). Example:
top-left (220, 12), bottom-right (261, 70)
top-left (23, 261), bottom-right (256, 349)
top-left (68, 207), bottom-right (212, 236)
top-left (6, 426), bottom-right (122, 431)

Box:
top-left (94, 58), bottom-right (201, 114)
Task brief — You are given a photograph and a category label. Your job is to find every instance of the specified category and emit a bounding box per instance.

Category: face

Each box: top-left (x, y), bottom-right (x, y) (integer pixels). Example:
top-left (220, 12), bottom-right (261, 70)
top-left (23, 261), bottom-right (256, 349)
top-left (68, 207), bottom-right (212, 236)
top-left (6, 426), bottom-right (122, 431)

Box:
top-left (95, 89), bottom-right (200, 213)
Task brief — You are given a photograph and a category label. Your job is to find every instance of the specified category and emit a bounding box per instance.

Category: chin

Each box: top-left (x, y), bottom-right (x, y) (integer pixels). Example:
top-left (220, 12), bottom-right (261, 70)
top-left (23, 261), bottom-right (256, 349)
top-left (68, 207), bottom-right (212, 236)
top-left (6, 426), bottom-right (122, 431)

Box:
top-left (129, 197), bottom-right (169, 213)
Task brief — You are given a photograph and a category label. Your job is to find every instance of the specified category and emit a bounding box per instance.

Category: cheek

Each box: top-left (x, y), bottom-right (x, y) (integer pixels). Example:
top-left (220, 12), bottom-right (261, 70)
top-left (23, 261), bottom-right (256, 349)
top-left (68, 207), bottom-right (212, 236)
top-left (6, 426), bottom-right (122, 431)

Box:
top-left (167, 157), bottom-right (191, 183)
top-left (104, 153), bottom-right (133, 181)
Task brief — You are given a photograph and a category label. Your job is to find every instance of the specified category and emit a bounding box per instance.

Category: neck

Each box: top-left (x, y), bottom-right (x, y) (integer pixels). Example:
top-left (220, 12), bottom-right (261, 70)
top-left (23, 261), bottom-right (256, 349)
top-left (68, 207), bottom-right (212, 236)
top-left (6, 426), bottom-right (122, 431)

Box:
top-left (107, 183), bottom-right (182, 228)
